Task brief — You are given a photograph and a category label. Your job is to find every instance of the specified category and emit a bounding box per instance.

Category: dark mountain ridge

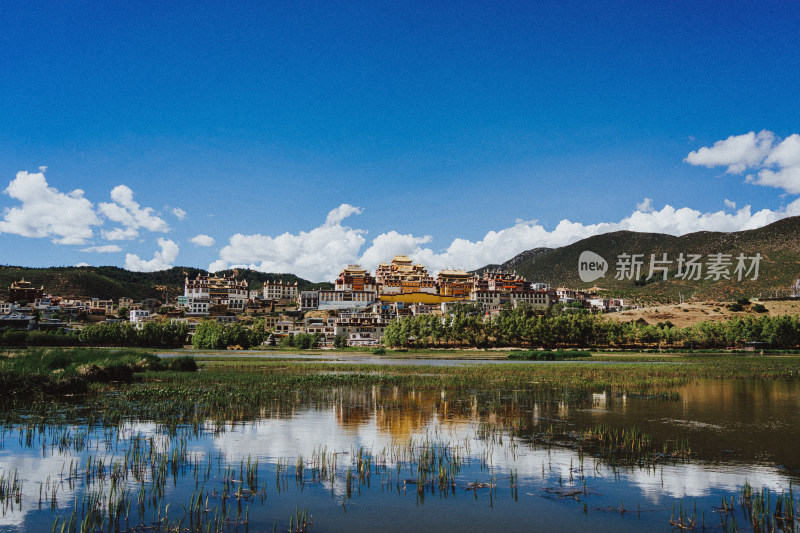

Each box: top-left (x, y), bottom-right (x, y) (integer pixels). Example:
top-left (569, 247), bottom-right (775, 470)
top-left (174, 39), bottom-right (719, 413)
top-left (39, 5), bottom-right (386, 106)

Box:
top-left (480, 216), bottom-right (800, 302)
top-left (0, 265), bottom-right (331, 302)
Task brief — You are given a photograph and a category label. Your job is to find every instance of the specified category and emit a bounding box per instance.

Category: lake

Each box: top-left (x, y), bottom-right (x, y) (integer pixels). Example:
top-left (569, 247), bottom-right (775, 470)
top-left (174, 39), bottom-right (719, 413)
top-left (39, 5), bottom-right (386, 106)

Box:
top-left (0, 365), bottom-right (797, 532)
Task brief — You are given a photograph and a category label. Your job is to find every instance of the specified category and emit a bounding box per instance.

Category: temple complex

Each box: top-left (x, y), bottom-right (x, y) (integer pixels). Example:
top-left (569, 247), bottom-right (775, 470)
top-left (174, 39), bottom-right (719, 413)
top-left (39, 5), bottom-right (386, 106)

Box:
top-left (319, 264), bottom-right (378, 310)
top-left (8, 279), bottom-right (44, 303)
top-left (437, 269), bottom-right (473, 297)
top-left (182, 273), bottom-right (248, 313)
top-left (375, 256), bottom-right (437, 295)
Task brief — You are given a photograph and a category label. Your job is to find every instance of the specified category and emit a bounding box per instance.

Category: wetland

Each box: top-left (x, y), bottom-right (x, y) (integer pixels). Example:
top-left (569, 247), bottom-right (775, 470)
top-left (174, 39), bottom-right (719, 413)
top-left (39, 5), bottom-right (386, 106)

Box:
top-left (0, 348), bottom-right (799, 532)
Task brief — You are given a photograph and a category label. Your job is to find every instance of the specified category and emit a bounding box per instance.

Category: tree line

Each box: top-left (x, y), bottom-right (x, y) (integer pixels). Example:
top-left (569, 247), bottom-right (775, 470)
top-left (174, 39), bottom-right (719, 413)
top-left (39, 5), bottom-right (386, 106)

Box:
top-left (0, 322), bottom-right (189, 348)
top-left (382, 306), bottom-right (800, 349)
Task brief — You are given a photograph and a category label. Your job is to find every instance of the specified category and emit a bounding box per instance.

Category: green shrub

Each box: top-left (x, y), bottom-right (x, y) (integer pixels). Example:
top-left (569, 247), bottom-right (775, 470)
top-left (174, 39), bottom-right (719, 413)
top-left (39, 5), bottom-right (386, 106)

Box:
top-left (166, 356), bottom-right (198, 372)
top-left (294, 333), bottom-right (320, 350)
top-left (508, 350), bottom-right (590, 361)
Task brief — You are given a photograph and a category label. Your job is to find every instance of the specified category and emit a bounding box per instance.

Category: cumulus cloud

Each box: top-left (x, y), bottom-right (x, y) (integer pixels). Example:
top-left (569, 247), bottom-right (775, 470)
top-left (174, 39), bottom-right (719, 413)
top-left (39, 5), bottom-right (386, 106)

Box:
top-left (325, 204), bottom-right (363, 226)
top-left (125, 238), bottom-right (179, 272)
top-left (686, 130), bottom-right (800, 194)
top-left (80, 244), bottom-right (122, 253)
top-left (75, 262), bottom-right (90, 267)
top-left (685, 130), bottom-right (774, 174)
top-left (211, 199), bottom-right (800, 281)
top-left (636, 197), bottom-right (654, 213)
top-left (171, 207), bottom-right (187, 220)
top-left (212, 205), bottom-right (366, 279)
top-left (208, 259), bottom-right (229, 273)
top-left (0, 170), bottom-right (101, 245)
top-left (358, 231), bottom-right (433, 269)
top-left (724, 199), bottom-right (736, 209)
top-left (99, 185), bottom-right (170, 240)
top-left (190, 234), bottom-right (215, 247)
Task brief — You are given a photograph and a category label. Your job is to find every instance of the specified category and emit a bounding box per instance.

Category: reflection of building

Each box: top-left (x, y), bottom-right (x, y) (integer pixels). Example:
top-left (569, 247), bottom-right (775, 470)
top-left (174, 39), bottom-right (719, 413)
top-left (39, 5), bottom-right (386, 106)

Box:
top-left (376, 256), bottom-right (437, 295)
top-left (9, 279), bottom-right (44, 303)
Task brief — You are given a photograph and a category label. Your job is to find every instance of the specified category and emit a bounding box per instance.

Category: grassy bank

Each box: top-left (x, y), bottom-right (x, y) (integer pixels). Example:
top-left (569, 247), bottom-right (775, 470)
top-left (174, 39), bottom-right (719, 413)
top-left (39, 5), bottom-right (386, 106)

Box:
top-left (3, 347), bottom-right (799, 424)
top-left (0, 347), bottom-right (196, 399)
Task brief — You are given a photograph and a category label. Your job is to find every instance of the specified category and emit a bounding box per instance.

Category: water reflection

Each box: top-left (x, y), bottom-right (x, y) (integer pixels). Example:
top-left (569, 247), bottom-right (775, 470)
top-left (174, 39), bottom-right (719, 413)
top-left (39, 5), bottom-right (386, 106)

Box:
top-left (0, 378), bottom-right (798, 532)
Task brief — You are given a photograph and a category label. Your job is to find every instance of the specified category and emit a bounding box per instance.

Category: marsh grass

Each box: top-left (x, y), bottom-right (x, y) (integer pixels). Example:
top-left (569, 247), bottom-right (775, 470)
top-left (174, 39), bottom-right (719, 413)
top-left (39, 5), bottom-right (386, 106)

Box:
top-left (0, 349), bottom-right (798, 532)
top-left (0, 348), bottom-right (196, 400)
top-left (508, 350), bottom-right (591, 361)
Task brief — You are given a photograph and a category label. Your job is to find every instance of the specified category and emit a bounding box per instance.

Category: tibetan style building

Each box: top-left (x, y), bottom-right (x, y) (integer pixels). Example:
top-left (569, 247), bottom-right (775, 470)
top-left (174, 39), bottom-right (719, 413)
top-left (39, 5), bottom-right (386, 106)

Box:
top-left (8, 279), bottom-right (44, 304)
top-left (436, 269), bottom-right (474, 297)
top-left (182, 273), bottom-right (248, 313)
top-left (318, 265), bottom-right (378, 310)
top-left (375, 256), bottom-right (437, 295)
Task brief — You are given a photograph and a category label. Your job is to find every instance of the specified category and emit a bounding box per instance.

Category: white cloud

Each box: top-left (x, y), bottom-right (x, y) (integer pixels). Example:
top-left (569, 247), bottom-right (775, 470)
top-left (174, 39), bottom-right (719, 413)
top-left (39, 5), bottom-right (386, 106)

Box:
top-left (211, 199), bottom-right (800, 281)
top-left (75, 262), bottom-right (90, 267)
top-left (208, 259), bottom-right (229, 273)
top-left (171, 207), bottom-right (187, 220)
top-left (0, 170), bottom-right (101, 245)
top-left (101, 226), bottom-right (139, 240)
top-left (125, 238), bottom-right (179, 272)
top-left (99, 185), bottom-right (170, 240)
top-left (213, 204), bottom-right (367, 279)
top-left (752, 166), bottom-right (800, 194)
top-left (764, 134), bottom-right (800, 168)
top-left (325, 204), bottom-right (363, 226)
top-left (686, 130), bottom-right (800, 193)
top-left (636, 197), bottom-right (654, 213)
top-left (358, 231), bottom-right (433, 269)
top-left (365, 200), bottom-right (800, 276)
top-left (190, 234), bottom-right (215, 247)
top-left (685, 130), bottom-right (775, 174)
top-left (724, 199), bottom-right (736, 209)
top-left (80, 244), bottom-right (122, 253)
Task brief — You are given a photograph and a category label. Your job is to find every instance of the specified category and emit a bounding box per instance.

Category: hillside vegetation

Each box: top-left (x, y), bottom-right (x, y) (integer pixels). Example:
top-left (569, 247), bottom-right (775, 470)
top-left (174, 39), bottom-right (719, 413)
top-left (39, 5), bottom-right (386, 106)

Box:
top-left (497, 216), bottom-right (800, 302)
top-left (0, 265), bottom-right (332, 301)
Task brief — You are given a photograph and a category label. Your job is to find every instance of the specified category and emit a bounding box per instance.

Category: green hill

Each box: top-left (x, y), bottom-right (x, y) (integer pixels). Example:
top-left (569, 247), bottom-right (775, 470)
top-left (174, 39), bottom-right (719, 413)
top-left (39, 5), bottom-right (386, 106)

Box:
top-left (0, 266), bottom-right (331, 302)
top-left (490, 217), bottom-right (800, 303)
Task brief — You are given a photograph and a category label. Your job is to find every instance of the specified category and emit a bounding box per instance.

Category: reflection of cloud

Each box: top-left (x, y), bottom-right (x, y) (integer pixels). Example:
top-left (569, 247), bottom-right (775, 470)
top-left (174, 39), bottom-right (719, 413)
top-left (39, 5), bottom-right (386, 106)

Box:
top-left (2, 403), bottom-right (797, 530)
top-left (0, 442), bottom-right (83, 527)
top-left (624, 463), bottom-right (788, 502)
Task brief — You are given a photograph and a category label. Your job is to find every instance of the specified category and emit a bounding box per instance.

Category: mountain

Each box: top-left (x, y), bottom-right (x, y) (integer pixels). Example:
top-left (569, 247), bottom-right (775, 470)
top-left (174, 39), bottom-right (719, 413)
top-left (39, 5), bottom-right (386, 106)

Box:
top-left (0, 266), bottom-right (332, 302)
top-left (485, 217), bottom-right (800, 302)
top-left (473, 247), bottom-right (554, 275)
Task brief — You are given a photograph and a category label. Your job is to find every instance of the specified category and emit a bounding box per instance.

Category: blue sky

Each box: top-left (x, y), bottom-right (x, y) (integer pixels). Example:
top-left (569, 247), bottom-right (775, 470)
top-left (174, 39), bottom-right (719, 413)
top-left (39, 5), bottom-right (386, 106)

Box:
top-left (2, 1), bottom-right (800, 280)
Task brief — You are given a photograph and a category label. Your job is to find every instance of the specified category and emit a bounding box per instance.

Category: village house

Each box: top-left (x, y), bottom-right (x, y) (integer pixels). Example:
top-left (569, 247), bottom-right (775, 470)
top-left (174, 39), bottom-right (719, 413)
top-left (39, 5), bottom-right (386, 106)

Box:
top-left (262, 279), bottom-right (298, 301)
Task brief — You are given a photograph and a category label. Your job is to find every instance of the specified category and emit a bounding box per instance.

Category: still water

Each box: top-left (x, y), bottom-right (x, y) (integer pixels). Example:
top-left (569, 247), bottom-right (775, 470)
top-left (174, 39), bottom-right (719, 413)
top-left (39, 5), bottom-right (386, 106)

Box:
top-left (1, 378), bottom-right (798, 532)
